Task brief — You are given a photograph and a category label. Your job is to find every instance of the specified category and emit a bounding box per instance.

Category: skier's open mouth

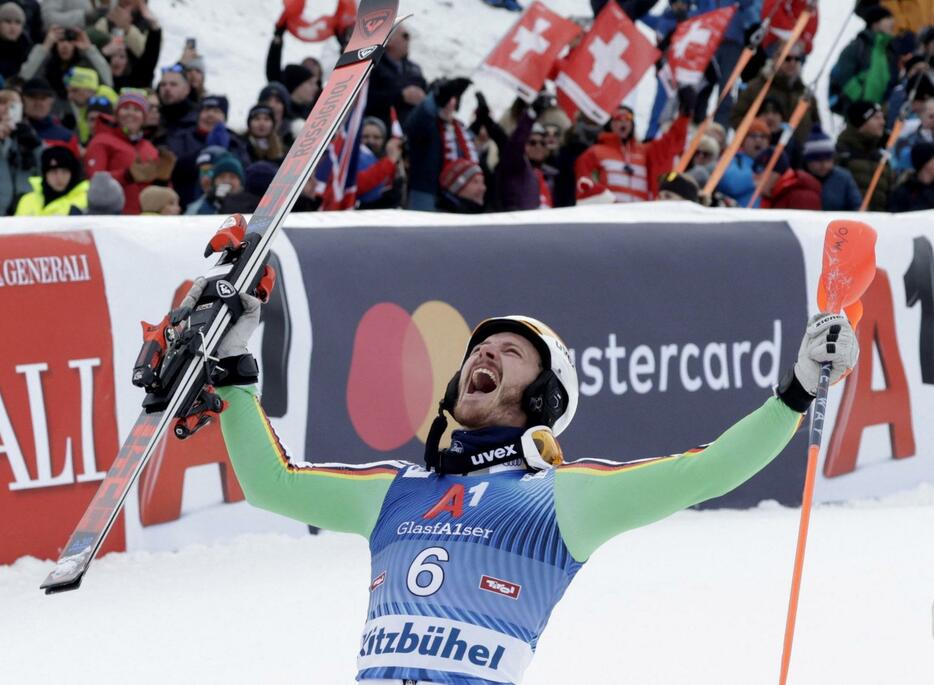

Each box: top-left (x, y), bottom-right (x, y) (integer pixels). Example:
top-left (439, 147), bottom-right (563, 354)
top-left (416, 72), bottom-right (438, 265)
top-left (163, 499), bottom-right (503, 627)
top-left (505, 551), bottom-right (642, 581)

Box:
top-left (467, 367), bottom-right (498, 395)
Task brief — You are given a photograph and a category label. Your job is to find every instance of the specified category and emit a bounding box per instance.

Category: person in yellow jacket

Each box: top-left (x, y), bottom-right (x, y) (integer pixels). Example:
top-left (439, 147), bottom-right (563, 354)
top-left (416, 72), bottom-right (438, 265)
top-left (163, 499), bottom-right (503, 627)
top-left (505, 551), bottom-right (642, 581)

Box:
top-left (15, 145), bottom-right (89, 216)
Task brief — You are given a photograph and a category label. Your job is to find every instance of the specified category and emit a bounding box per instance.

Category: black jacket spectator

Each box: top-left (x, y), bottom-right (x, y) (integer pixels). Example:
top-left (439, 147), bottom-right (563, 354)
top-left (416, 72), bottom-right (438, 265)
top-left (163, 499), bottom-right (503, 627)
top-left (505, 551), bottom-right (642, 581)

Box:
top-left (0, 2), bottom-right (31, 79)
top-left (9, 0), bottom-right (40, 45)
top-left (835, 101), bottom-right (893, 211)
top-left (365, 27), bottom-right (427, 131)
top-left (889, 142), bottom-right (934, 212)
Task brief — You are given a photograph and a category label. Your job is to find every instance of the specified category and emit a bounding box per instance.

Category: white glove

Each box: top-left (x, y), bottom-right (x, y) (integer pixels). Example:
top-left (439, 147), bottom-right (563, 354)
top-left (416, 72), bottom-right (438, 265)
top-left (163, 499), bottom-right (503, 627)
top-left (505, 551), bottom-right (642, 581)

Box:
top-left (793, 312), bottom-right (859, 395)
top-left (216, 293), bottom-right (262, 358)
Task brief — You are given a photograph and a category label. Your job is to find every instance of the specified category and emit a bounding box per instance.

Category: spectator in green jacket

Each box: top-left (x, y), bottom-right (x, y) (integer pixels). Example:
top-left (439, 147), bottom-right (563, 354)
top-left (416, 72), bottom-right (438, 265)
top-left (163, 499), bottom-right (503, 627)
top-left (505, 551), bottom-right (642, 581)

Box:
top-left (829, 6), bottom-right (899, 115)
top-left (836, 100), bottom-right (894, 211)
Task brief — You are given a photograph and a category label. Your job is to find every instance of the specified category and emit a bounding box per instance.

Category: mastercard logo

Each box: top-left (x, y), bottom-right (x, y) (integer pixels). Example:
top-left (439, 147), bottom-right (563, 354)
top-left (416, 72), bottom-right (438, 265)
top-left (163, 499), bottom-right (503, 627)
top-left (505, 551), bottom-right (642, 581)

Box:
top-left (347, 301), bottom-right (472, 451)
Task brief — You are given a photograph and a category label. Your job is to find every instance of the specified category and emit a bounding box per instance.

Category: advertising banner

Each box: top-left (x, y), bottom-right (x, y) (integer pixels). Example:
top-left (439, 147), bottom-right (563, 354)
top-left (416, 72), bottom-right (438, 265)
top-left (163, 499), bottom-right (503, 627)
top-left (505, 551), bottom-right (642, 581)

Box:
top-left (0, 205), bottom-right (931, 564)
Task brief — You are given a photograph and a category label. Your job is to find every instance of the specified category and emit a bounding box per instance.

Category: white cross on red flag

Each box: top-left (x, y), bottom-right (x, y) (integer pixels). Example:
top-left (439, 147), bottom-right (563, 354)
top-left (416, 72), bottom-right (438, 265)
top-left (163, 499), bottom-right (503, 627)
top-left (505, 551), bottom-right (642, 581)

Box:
top-left (555, 2), bottom-right (660, 125)
top-left (481, 1), bottom-right (582, 102)
top-left (666, 6), bottom-right (735, 86)
top-left (277, 0), bottom-right (357, 43)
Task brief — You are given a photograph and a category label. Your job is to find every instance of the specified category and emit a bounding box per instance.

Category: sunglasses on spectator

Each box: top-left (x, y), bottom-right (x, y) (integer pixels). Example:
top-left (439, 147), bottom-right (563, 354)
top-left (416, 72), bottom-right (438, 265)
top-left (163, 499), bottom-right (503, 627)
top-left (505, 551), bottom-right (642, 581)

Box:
top-left (526, 138), bottom-right (546, 147)
top-left (88, 95), bottom-right (111, 107)
top-left (161, 63), bottom-right (186, 74)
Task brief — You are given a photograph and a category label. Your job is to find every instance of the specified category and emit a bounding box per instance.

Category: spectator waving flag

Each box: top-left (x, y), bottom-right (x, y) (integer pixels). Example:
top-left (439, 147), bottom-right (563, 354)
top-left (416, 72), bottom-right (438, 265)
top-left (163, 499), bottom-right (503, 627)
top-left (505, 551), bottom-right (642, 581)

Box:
top-left (554, 2), bottom-right (659, 125)
top-left (665, 6), bottom-right (735, 87)
top-left (277, 0), bottom-right (357, 43)
top-left (480, 1), bottom-right (582, 102)
top-left (315, 90), bottom-right (368, 210)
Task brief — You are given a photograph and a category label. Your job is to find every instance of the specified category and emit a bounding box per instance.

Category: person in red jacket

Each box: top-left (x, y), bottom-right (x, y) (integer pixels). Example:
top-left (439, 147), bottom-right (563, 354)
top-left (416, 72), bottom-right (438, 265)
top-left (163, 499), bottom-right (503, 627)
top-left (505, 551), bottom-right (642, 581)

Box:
top-left (755, 147), bottom-right (823, 210)
top-left (84, 89), bottom-right (173, 214)
top-left (574, 88), bottom-right (692, 203)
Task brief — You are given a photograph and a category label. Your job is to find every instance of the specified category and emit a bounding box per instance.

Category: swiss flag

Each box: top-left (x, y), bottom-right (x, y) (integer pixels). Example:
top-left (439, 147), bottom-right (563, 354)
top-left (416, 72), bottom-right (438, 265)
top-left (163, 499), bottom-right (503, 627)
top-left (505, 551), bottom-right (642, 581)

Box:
top-left (277, 0), bottom-right (357, 43)
top-left (555, 2), bottom-right (659, 125)
top-left (481, 1), bottom-right (582, 102)
top-left (665, 6), bottom-right (735, 87)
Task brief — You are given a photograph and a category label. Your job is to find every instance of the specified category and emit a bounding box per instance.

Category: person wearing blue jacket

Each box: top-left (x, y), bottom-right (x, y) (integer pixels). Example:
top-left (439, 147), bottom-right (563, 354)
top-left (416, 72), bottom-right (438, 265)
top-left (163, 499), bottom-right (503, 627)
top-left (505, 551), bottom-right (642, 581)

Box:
top-left (716, 116), bottom-right (769, 207)
top-left (801, 127), bottom-right (863, 211)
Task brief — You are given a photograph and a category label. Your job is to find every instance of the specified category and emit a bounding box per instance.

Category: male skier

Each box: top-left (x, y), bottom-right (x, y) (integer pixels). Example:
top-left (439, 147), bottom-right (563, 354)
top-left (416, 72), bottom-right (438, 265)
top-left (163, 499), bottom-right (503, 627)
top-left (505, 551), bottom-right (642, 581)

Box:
top-left (211, 295), bottom-right (856, 685)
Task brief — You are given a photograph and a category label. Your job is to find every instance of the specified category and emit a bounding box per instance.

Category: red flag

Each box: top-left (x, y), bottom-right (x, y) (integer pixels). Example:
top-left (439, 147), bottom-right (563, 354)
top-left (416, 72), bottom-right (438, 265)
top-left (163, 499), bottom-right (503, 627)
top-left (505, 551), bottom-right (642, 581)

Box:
top-left (277, 0), bottom-right (357, 43)
top-left (481, 1), bottom-right (582, 102)
top-left (554, 2), bottom-right (659, 125)
top-left (762, 0), bottom-right (819, 54)
top-left (389, 106), bottom-right (404, 139)
top-left (665, 6), bottom-right (735, 87)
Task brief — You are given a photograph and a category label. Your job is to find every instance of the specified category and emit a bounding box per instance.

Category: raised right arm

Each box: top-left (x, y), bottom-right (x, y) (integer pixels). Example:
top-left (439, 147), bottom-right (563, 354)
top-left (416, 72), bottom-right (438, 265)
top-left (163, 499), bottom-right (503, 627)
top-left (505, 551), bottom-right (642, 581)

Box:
top-left (217, 384), bottom-right (400, 539)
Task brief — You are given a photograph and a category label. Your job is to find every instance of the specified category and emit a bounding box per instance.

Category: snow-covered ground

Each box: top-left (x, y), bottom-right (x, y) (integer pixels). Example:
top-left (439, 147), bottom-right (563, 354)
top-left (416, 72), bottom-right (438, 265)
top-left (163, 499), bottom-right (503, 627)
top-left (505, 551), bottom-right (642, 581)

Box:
top-left (5, 488), bottom-right (934, 684)
top-left (154, 0), bottom-right (859, 139)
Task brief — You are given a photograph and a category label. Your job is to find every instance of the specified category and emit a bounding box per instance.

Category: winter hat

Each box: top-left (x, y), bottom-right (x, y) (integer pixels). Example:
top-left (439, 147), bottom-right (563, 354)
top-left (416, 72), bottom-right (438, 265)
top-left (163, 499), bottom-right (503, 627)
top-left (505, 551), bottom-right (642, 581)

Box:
top-left (117, 88), bottom-right (148, 113)
top-left (747, 118), bottom-right (770, 137)
top-left (920, 25), bottom-right (934, 48)
top-left (862, 5), bottom-right (893, 27)
top-left (697, 135), bottom-right (720, 158)
top-left (0, 2), bottom-right (25, 24)
top-left (910, 142), bottom-right (934, 172)
top-left (196, 145), bottom-right (229, 167)
top-left (259, 82), bottom-right (291, 109)
top-left (803, 127), bottom-right (835, 162)
top-left (658, 172), bottom-right (699, 203)
top-left (754, 148), bottom-right (790, 175)
top-left (200, 95), bottom-right (229, 117)
top-left (440, 158), bottom-right (483, 195)
top-left (282, 64), bottom-right (314, 93)
top-left (42, 145), bottom-right (81, 177)
top-left (65, 67), bottom-right (99, 91)
top-left (87, 96), bottom-right (113, 115)
top-left (248, 104), bottom-right (275, 122)
top-left (22, 77), bottom-right (55, 98)
top-left (244, 161), bottom-right (278, 196)
top-left (362, 116), bottom-right (387, 139)
top-left (139, 186), bottom-right (180, 214)
top-left (210, 154), bottom-right (245, 184)
top-left (87, 172), bottom-right (125, 215)
top-left (846, 100), bottom-right (882, 129)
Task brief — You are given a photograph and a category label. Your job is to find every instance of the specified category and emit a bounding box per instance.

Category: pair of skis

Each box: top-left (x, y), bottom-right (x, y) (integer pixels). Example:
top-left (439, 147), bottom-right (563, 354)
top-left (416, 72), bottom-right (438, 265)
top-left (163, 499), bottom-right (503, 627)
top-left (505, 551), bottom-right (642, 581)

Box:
top-left (40, 0), bottom-right (403, 594)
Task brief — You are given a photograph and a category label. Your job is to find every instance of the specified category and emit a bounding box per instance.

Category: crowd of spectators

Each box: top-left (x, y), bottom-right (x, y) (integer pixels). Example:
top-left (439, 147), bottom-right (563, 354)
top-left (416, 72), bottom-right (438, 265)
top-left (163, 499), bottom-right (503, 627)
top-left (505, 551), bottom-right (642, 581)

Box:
top-left (0, 0), bottom-right (933, 218)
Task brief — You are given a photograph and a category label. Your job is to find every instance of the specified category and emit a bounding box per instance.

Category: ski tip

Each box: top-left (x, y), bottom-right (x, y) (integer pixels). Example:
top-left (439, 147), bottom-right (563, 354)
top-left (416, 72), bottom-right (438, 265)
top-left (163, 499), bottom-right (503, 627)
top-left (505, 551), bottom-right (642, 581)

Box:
top-left (40, 573), bottom-right (84, 595)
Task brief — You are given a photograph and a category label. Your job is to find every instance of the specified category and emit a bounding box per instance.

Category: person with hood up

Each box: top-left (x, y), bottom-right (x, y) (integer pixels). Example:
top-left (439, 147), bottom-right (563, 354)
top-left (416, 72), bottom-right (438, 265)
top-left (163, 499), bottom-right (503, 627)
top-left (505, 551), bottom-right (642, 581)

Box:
top-left (15, 143), bottom-right (88, 215)
top-left (574, 89), bottom-right (692, 203)
top-left (84, 88), bottom-right (174, 214)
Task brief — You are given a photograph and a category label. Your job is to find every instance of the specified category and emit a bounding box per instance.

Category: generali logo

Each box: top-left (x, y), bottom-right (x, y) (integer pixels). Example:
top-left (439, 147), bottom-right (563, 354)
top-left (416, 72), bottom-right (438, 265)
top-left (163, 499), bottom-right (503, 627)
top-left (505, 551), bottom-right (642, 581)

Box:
top-left (479, 575), bottom-right (521, 600)
top-left (0, 254), bottom-right (92, 287)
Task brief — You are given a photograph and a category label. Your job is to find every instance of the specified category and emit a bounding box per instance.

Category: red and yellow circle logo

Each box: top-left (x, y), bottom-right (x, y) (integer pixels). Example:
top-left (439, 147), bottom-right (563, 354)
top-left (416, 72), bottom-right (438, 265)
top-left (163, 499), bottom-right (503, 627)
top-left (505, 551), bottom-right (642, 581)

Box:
top-left (347, 301), bottom-right (471, 451)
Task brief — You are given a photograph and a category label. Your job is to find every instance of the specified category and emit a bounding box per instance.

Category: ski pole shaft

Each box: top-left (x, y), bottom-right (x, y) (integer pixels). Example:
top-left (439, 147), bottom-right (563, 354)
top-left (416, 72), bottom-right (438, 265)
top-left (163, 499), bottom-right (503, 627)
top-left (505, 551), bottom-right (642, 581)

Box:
top-left (859, 119), bottom-right (902, 211)
top-left (747, 95), bottom-right (811, 207)
top-left (675, 47), bottom-right (754, 173)
top-left (778, 363), bottom-right (830, 685)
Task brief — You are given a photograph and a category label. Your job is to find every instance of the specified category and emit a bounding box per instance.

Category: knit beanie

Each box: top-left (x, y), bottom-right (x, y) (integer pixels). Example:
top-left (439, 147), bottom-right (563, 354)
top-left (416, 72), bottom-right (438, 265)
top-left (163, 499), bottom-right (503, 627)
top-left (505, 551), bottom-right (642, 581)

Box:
top-left (910, 142), bottom-right (934, 172)
top-left (200, 95), bottom-right (229, 118)
top-left (211, 154), bottom-right (245, 184)
top-left (658, 172), bottom-right (699, 203)
top-left (846, 100), bottom-right (882, 129)
top-left (65, 67), bottom-right (100, 91)
top-left (440, 158), bottom-right (483, 195)
top-left (803, 127), bottom-right (835, 163)
top-left (244, 161), bottom-right (278, 196)
top-left (282, 64), bottom-right (314, 94)
top-left (362, 116), bottom-right (387, 139)
top-left (248, 104), bottom-right (275, 122)
top-left (0, 2), bottom-right (25, 24)
top-left (42, 145), bottom-right (81, 177)
top-left (697, 135), bottom-right (720, 158)
top-left (87, 172), bottom-right (125, 215)
top-left (196, 145), bottom-right (229, 167)
top-left (754, 148), bottom-right (790, 175)
top-left (139, 186), bottom-right (180, 214)
top-left (117, 89), bottom-right (148, 113)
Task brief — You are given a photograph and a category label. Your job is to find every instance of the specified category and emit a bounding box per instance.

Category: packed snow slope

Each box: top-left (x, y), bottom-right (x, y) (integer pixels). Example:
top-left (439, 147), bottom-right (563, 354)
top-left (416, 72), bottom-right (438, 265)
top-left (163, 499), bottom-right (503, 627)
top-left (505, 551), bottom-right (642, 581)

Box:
top-left (4, 489), bottom-right (934, 684)
top-left (154, 0), bottom-right (859, 138)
